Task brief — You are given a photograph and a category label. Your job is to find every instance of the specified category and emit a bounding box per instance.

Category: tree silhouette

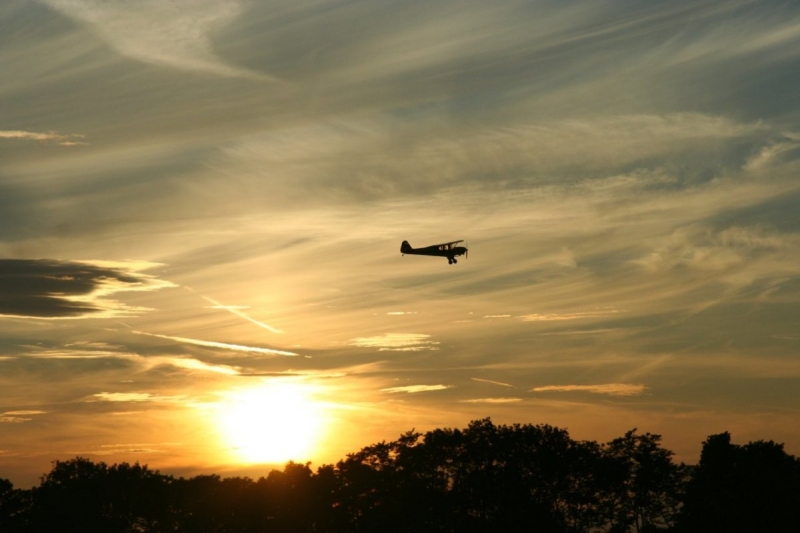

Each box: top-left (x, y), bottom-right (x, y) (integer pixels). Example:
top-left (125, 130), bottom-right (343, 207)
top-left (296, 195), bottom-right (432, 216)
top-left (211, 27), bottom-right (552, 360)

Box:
top-left (28, 457), bottom-right (173, 532)
top-left (599, 430), bottom-right (687, 533)
top-left (1, 477), bottom-right (31, 532)
top-left (434, 419), bottom-right (567, 532)
top-left (260, 461), bottom-right (325, 532)
top-left (3, 421), bottom-right (800, 533)
top-left (333, 420), bottom-right (571, 532)
top-left (332, 430), bottom-right (446, 532)
top-left (676, 432), bottom-right (800, 532)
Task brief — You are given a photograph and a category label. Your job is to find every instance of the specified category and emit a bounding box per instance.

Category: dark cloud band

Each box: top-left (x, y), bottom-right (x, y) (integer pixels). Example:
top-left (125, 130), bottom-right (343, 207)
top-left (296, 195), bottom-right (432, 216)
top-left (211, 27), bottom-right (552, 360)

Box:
top-left (0, 259), bottom-right (172, 319)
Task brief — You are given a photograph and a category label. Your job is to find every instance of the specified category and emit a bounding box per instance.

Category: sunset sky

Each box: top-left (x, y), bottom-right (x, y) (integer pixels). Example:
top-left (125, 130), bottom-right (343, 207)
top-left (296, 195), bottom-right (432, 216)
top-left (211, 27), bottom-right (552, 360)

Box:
top-left (2, 0), bottom-right (800, 487)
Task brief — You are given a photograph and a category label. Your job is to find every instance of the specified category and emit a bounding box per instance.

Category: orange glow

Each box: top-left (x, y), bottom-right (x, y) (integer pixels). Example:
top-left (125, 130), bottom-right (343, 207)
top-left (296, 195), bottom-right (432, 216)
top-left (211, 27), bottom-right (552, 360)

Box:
top-left (215, 381), bottom-right (326, 464)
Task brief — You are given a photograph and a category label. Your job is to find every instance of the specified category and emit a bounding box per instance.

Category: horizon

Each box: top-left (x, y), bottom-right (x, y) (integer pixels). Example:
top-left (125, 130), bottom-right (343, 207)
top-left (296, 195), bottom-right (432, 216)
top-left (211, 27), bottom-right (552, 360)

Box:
top-left (2, 0), bottom-right (800, 489)
top-left (4, 416), bottom-right (791, 490)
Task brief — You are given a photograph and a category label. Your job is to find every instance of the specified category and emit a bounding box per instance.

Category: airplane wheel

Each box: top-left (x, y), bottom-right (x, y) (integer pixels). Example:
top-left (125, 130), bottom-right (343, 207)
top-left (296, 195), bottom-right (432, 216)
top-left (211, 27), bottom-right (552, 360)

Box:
top-left (453, 259), bottom-right (458, 264)
top-left (448, 260), bottom-right (453, 264)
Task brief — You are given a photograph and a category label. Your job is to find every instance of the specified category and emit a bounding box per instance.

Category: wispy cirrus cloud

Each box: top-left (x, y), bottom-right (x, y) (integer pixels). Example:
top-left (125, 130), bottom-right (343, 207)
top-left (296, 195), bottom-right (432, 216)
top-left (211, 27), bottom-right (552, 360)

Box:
top-left (223, 113), bottom-right (770, 200)
top-left (0, 129), bottom-right (86, 146)
top-left (0, 417), bottom-right (31, 423)
top-left (380, 384), bottom-right (452, 394)
top-left (21, 345), bottom-right (242, 376)
top-left (41, 0), bottom-right (267, 79)
top-left (165, 357), bottom-right (240, 376)
top-left (350, 333), bottom-right (439, 351)
top-left (0, 259), bottom-right (174, 319)
top-left (519, 309), bottom-right (620, 322)
top-left (89, 443), bottom-right (182, 456)
top-left (471, 378), bottom-right (514, 387)
top-left (633, 226), bottom-right (797, 275)
top-left (22, 349), bottom-right (131, 360)
top-left (88, 392), bottom-right (187, 403)
top-left (531, 384), bottom-right (647, 397)
top-left (460, 398), bottom-right (522, 404)
top-left (0, 410), bottom-right (47, 423)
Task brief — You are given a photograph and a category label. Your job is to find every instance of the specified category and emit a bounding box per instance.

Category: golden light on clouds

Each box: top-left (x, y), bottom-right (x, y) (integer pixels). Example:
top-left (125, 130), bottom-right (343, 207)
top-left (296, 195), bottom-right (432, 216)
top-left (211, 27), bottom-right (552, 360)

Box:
top-left (531, 384), bottom-right (647, 397)
top-left (0, 411), bottom-right (47, 423)
top-left (460, 398), bottom-right (523, 404)
top-left (518, 309), bottom-right (620, 322)
top-left (349, 333), bottom-right (439, 351)
top-left (91, 392), bottom-right (188, 402)
top-left (380, 384), bottom-right (452, 394)
top-left (3, 0), bottom-right (800, 488)
top-left (214, 381), bottom-right (326, 465)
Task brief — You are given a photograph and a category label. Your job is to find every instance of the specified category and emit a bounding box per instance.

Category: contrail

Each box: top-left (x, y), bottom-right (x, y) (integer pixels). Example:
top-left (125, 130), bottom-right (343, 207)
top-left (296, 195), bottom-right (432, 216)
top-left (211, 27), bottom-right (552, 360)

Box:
top-left (184, 287), bottom-right (283, 334)
top-left (133, 331), bottom-right (297, 357)
top-left (200, 295), bottom-right (283, 334)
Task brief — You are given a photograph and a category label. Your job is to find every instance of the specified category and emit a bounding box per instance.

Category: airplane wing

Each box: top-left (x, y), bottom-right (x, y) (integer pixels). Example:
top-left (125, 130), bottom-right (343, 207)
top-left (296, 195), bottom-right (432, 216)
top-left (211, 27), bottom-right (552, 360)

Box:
top-left (432, 240), bottom-right (463, 248)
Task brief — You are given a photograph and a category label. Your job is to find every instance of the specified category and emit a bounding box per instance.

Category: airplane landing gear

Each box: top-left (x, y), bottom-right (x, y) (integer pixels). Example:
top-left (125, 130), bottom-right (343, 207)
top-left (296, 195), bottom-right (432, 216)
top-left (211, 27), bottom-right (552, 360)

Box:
top-left (448, 259), bottom-right (453, 264)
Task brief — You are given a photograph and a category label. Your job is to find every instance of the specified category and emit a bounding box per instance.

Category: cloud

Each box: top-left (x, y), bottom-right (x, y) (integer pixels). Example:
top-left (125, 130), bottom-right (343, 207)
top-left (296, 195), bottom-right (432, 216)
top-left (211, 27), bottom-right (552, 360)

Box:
top-left (633, 226), bottom-right (794, 274)
top-left (471, 378), bottom-right (514, 387)
top-left (41, 0), bottom-right (267, 78)
top-left (661, 13), bottom-right (800, 66)
top-left (20, 345), bottom-right (242, 375)
top-left (0, 410), bottom-right (47, 423)
top-left (349, 333), bottom-right (439, 351)
top-left (744, 139), bottom-right (800, 172)
top-left (219, 113), bottom-right (768, 202)
top-left (460, 398), bottom-right (522, 404)
top-left (519, 309), bottom-right (620, 322)
top-left (0, 259), bottom-right (174, 319)
top-left (0, 417), bottom-right (31, 423)
top-left (86, 442), bottom-right (182, 456)
top-left (0, 129), bottom-right (86, 146)
top-left (66, 341), bottom-right (123, 350)
top-left (88, 392), bottom-right (187, 403)
top-left (380, 384), bottom-right (452, 394)
top-left (164, 357), bottom-right (240, 376)
top-left (23, 348), bottom-right (134, 360)
top-left (133, 331), bottom-right (298, 357)
top-left (530, 384), bottom-right (647, 397)
top-left (537, 329), bottom-right (627, 337)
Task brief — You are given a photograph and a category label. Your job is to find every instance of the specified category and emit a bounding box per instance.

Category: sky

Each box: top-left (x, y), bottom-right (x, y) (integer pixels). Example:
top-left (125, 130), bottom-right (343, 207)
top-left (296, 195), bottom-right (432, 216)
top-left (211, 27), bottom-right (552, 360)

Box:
top-left (2, 0), bottom-right (800, 487)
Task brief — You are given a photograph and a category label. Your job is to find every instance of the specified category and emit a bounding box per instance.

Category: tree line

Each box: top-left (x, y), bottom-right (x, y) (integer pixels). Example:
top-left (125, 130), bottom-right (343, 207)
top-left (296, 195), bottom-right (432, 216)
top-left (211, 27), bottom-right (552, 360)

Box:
top-left (2, 418), bottom-right (799, 532)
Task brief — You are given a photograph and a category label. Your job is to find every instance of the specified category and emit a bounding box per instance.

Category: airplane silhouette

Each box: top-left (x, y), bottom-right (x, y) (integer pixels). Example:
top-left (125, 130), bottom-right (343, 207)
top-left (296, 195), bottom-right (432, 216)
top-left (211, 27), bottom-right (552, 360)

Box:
top-left (401, 240), bottom-right (468, 265)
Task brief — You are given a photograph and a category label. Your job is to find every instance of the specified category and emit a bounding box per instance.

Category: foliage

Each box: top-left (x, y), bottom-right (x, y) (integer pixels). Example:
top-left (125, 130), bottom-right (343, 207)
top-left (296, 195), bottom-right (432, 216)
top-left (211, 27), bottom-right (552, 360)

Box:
top-left (1, 420), bottom-right (798, 532)
top-left (676, 432), bottom-right (800, 532)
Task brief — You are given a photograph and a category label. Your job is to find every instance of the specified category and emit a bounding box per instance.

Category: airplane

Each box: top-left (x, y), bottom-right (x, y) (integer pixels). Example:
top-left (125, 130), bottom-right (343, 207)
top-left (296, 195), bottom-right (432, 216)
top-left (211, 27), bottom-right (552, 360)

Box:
top-left (401, 240), bottom-right (468, 265)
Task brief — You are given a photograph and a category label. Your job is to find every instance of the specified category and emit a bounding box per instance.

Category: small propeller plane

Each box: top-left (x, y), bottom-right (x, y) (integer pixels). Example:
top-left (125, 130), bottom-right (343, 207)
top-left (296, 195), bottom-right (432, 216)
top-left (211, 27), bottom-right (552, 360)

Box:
top-left (401, 240), bottom-right (468, 265)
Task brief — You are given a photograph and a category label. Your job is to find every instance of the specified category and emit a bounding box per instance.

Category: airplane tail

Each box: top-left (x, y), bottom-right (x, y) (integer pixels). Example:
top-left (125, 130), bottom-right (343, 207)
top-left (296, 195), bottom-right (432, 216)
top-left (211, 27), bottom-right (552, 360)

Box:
top-left (400, 240), bottom-right (413, 254)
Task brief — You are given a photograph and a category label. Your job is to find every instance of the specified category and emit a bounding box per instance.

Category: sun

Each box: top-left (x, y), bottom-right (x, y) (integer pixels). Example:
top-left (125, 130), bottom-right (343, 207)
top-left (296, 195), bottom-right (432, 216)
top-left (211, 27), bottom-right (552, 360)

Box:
top-left (216, 381), bottom-right (324, 464)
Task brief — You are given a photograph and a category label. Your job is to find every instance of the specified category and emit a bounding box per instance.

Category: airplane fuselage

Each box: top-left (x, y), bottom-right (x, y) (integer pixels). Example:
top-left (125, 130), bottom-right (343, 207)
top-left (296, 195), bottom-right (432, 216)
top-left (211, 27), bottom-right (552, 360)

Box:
top-left (401, 240), bottom-right (467, 264)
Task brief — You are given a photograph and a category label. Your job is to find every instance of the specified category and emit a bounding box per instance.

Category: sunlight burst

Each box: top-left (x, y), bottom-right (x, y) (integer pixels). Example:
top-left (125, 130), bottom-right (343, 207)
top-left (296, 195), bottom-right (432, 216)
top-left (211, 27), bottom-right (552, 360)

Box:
top-left (216, 381), bottom-right (324, 464)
